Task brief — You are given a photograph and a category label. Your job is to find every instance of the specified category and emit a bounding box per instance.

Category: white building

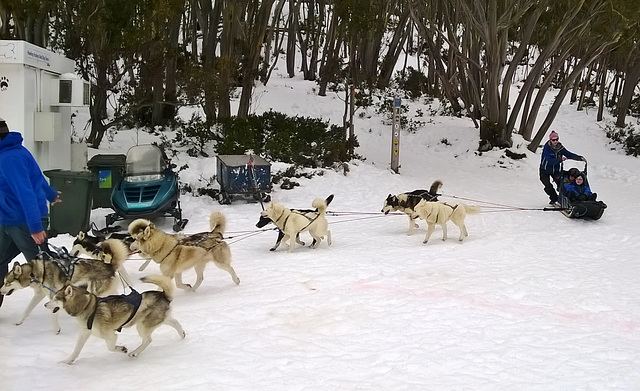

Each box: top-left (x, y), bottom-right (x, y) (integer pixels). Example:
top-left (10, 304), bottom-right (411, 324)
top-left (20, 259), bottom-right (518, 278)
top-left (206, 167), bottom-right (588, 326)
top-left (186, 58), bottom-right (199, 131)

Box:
top-left (0, 39), bottom-right (90, 171)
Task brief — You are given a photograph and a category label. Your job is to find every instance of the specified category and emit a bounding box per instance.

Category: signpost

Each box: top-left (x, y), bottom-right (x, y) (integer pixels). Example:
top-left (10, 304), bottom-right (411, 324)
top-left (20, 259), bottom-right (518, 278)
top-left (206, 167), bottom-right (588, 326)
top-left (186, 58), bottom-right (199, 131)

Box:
top-left (391, 98), bottom-right (401, 173)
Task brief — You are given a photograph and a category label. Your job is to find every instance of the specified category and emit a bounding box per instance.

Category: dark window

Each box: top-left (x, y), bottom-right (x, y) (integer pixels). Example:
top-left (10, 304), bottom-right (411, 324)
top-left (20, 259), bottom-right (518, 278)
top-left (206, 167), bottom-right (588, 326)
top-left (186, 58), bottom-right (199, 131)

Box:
top-left (59, 80), bottom-right (72, 104)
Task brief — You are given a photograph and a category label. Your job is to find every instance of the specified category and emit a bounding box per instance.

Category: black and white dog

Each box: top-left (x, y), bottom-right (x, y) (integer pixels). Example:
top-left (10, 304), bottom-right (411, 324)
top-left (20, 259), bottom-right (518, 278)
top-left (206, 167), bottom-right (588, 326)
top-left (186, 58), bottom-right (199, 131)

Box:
top-left (70, 230), bottom-right (138, 283)
top-left (256, 194), bottom-right (334, 251)
top-left (381, 180), bottom-right (443, 235)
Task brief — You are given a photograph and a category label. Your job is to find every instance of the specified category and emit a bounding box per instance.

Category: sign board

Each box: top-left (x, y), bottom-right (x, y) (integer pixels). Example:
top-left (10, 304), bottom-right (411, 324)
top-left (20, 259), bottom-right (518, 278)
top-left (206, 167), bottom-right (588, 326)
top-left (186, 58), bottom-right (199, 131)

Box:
top-left (390, 99), bottom-right (401, 173)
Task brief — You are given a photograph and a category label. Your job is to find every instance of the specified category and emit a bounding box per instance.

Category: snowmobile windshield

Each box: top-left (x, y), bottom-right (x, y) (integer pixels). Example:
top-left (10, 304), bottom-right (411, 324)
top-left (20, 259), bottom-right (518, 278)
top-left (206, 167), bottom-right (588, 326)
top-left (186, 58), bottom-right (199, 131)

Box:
top-left (124, 145), bottom-right (165, 182)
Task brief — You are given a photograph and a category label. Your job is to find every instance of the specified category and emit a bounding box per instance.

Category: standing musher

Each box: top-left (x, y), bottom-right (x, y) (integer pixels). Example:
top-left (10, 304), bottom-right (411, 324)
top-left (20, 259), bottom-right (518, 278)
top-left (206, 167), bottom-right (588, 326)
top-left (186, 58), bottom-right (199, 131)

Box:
top-left (539, 130), bottom-right (586, 205)
top-left (0, 117), bottom-right (61, 308)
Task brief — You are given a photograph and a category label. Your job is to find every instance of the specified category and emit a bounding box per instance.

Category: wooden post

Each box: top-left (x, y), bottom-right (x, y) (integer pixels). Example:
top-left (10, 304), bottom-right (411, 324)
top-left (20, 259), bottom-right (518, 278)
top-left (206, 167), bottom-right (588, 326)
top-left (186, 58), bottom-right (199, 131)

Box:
top-left (391, 98), bottom-right (401, 173)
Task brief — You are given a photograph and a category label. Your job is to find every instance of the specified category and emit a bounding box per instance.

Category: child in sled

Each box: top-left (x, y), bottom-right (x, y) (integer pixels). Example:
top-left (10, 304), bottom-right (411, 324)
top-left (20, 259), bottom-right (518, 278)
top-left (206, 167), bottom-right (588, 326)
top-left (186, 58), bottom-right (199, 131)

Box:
top-left (565, 172), bottom-right (597, 202)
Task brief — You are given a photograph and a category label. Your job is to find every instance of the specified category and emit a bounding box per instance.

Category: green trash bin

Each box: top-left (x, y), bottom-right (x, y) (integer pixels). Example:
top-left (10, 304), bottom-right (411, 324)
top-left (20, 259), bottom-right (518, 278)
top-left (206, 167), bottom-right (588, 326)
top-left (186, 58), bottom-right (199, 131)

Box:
top-left (87, 154), bottom-right (126, 209)
top-left (44, 170), bottom-right (94, 236)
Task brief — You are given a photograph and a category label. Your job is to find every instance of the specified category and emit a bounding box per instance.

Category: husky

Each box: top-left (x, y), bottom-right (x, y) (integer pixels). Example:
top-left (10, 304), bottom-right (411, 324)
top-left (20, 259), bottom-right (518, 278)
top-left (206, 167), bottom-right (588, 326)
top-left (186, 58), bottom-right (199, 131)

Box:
top-left (381, 180), bottom-right (443, 235)
top-left (0, 239), bottom-right (129, 333)
top-left (413, 200), bottom-right (481, 244)
top-left (71, 228), bottom-right (164, 275)
top-left (44, 275), bottom-right (186, 364)
top-left (71, 230), bottom-right (137, 285)
top-left (128, 211), bottom-right (239, 292)
top-left (260, 198), bottom-right (331, 252)
top-left (256, 194), bottom-right (334, 251)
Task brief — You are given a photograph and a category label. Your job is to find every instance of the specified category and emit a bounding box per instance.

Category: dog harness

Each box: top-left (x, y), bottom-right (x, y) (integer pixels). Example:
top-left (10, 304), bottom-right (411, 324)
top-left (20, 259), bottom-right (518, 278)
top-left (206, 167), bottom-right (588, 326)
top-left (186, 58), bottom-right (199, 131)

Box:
top-left (406, 192), bottom-right (438, 201)
top-left (38, 244), bottom-right (79, 280)
top-left (86, 289), bottom-right (143, 331)
top-left (431, 202), bottom-right (458, 223)
top-left (274, 209), bottom-right (320, 233)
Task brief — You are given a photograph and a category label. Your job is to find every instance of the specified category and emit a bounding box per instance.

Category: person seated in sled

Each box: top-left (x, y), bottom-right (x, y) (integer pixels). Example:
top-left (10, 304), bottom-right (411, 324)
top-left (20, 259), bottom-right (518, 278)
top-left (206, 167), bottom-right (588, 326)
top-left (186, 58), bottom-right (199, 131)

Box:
top-left (561, 167), bottom-right (580, 189)
top-left (565, 172), bottom-right (597, 202)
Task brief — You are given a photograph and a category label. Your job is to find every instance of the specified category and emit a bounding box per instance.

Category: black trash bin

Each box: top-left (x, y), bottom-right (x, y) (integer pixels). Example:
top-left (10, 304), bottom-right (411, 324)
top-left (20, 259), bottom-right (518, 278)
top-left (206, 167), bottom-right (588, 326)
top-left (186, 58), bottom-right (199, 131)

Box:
top-left (44, 170), bottom-right (94, 236)
top-left (87, 154), bottom-right (126, 209)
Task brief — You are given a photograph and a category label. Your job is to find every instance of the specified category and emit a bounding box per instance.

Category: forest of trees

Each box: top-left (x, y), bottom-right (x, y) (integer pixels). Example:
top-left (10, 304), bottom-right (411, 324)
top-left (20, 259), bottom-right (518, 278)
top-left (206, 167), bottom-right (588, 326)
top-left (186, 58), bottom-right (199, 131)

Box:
top-left (0, 0), bottom-right (638, 151)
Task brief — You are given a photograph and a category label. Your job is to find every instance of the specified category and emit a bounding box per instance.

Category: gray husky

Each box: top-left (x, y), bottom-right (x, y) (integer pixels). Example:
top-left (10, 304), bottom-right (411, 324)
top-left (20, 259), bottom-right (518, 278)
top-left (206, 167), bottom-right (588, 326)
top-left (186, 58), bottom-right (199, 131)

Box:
top-left (0, 239), bottom-right (129, 333)
top-left (45, 275), bottom-right (186, 364)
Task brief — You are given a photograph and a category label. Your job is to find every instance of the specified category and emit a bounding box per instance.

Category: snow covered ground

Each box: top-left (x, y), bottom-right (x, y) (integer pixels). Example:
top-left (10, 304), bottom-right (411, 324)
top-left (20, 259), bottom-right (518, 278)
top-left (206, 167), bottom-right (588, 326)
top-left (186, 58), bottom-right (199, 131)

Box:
top-left (2, 68), bottom-right (640, 390)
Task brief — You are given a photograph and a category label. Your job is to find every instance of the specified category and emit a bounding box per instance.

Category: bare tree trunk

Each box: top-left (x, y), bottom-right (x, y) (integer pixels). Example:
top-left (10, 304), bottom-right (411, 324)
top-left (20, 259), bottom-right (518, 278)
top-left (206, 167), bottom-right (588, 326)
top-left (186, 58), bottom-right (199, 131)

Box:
top-left (378, 8), bottom-right (410, 88)
top-left (577, 63), bottom-right (593, 111)
top-left (237, 0), bottom-right (276, 118)
top-left (597, 60), bottom-right (607, 122)
top-left (615, 53), bottom-right (640, 127)
top-left (318, 6), bottom-right (340, 97)
top-left (286, 0), bottom-right (297, 78)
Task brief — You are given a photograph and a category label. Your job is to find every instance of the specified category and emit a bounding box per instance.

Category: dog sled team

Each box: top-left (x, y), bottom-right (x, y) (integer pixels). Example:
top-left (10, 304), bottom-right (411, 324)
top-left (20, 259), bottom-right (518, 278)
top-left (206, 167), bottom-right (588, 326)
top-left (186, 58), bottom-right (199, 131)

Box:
top-left (1, 180), bottom-right (481, 364)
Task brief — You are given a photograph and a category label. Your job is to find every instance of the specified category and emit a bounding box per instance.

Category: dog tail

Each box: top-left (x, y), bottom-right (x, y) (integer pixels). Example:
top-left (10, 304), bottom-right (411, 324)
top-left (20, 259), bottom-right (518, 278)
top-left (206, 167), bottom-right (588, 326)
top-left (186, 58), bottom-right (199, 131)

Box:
top-left (97, 238), bottom-right (130, 268)
top-left (140, 275), bottom-right (175, 301)
top-left (312, 198), bottom-right (328, 215)
top-left (128, 218), bottom-right (152, 237)
top-left (463, 204), bottom-right (481, 215)
top-left (210, 211), bottom-right (227, 235)
top-left (429, 180), bottom-right (443, 195)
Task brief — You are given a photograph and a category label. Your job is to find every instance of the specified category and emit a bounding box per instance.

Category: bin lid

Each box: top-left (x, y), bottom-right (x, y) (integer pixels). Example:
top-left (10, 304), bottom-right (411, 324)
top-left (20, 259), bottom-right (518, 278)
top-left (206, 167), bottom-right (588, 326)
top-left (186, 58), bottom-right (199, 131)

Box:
top-left (44, 169), bottom-right (95, 180)
top-left (87, 154), bottom-right (127, 168)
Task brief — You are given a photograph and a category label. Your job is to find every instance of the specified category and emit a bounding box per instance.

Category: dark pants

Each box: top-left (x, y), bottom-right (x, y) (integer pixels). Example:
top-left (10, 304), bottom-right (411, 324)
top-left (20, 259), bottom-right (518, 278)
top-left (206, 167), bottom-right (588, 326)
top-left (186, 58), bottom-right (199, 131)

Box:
top-left (0, 217), bottom-right (49, 307)
top-left (539, 169), bottom-right (560, 203)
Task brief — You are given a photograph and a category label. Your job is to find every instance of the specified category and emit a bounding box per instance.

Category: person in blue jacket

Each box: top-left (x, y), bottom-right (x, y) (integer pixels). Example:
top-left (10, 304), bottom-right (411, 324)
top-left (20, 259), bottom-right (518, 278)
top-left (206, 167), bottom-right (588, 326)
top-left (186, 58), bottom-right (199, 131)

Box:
top-left (565, 172), bottom-right (597, 202)
top-left (0, 117), bottom-right (61, 308)
top-left (539, 131), bottom-right (586, 204)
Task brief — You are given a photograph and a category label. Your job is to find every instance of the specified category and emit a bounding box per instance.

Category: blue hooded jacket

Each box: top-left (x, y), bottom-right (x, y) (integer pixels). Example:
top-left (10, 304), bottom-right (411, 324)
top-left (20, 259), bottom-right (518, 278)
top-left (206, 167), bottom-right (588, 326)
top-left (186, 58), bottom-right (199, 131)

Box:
top-left (0, 132), bottom-right (58, 233)
top-left (539, 140), bottom-right (582, 175)
top-left (565, 173), bottom-right (593, 199)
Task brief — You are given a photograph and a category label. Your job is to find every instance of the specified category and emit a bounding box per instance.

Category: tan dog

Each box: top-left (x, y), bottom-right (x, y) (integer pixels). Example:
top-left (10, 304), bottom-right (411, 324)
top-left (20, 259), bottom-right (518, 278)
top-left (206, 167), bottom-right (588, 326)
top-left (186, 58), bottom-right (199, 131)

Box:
top-left (260, 198), bottom-right (331, 252)
top-left (128, 211), bottom-right (240, 291)
top-left (44, 275), bottom-right (185, 364)
top-left (414, 200), bottom-right (481, 244)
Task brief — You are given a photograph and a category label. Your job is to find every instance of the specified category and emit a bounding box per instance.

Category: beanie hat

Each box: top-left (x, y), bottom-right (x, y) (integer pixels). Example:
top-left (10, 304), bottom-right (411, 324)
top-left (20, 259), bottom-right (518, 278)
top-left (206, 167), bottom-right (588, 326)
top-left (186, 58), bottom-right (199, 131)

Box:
top-left (0, 117), bottom-right (8, 136)
top-left (549, 131), bottom-right (559, 140)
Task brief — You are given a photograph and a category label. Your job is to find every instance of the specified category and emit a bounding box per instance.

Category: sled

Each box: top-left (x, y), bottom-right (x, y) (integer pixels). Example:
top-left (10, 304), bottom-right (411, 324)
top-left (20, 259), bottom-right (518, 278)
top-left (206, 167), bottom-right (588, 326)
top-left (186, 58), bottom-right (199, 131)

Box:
top-left (557, 162), bottom-right (607, 220)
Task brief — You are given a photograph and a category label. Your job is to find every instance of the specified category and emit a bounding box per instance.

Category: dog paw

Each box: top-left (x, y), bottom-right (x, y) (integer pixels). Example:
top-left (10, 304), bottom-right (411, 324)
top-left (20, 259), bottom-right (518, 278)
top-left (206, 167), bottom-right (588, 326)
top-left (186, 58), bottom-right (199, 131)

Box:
top-left (128, 351), bottom-right (138, 358)
top-left (269, 247), bottom-right (277, 251)
top-left (423, 240), bottom-right (429, 244)
top-left (60, 359), bottom-right (75, 365)
top-left (117, 345), bottom-right (128, 353)
top-left (55, 328), bottom-right (61, 335)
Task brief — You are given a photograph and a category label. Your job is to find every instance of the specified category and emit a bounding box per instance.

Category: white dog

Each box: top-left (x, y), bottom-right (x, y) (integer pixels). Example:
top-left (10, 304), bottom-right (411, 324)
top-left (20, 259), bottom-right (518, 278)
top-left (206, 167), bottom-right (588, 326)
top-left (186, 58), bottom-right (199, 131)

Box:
top-left (414, 200), bottom-right (481, 244)
top-left (260, 198), bottom-right (331, 252)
